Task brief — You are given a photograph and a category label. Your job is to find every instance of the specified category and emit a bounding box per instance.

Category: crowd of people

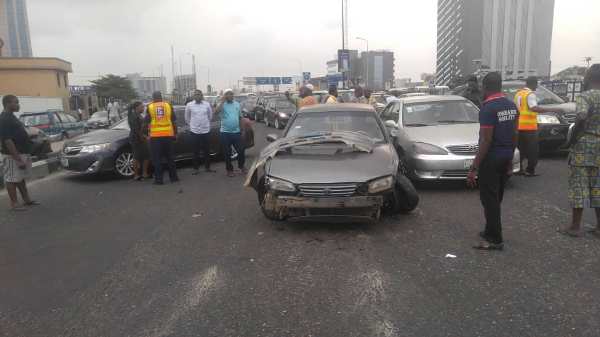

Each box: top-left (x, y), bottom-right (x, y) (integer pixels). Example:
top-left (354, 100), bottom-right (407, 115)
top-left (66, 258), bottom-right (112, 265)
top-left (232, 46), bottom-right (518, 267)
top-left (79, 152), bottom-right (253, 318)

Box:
top-left (2, 65), bottom-right (600, 251)
top-left (125, 89), bottom-right (248, 184)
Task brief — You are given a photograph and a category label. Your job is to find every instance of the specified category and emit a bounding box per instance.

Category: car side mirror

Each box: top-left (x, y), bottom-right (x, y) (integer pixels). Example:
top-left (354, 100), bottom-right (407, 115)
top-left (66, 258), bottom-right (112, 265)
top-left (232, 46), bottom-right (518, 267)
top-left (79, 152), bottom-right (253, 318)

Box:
top-left (266, 134), bottom-right (278, 142)
top-left (385, 120), bottom-right (399, 129)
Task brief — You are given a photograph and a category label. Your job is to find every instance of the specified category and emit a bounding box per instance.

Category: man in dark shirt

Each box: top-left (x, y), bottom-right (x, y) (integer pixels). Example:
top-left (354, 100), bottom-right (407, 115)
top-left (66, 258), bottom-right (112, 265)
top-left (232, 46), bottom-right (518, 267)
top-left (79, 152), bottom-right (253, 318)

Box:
top-left (462, 75), bottom-right (483, 108)
top-left (467, 73), bottom-right (519, 250)
top-left (0, 95), bottom-right (37, 211)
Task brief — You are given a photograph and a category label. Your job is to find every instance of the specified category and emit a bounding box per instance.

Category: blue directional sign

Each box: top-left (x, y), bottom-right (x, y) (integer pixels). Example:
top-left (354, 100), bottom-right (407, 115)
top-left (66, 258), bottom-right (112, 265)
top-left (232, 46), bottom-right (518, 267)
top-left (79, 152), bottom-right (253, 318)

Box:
top-left (255, 77), bottom-right (293, 85)
top-left (303, 72), bottom-right (311, 81)
top-left (256, 77), bottom-right (270, 85)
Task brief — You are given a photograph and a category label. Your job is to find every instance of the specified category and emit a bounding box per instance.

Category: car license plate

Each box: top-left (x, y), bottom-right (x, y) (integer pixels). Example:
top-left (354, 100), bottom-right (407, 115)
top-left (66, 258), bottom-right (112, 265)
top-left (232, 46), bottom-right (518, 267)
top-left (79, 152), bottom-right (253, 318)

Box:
top-left (464, 159), bottom-right (474, 169)
top-left (61, 158), bottom-right (69, 168)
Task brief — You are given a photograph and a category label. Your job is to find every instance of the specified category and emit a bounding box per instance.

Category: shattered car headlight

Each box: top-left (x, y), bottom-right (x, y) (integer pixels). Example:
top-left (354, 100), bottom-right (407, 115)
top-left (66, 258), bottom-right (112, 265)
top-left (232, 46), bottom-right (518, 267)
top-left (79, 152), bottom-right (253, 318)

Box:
top-left (266, 176), bottom-right (296, 192)
top-left (368, 176), bottom-right (394, 194)
top-left (80, 143), bottom-right (111, 153)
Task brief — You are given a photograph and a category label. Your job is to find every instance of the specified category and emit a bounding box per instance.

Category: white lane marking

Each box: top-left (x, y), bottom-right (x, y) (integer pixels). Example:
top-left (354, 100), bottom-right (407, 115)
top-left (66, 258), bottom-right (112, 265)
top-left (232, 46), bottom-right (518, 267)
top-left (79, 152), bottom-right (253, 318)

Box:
top-left (150, 265), bottom-right (220, 337)
top-left (374, 319), bottom-right (398, 337)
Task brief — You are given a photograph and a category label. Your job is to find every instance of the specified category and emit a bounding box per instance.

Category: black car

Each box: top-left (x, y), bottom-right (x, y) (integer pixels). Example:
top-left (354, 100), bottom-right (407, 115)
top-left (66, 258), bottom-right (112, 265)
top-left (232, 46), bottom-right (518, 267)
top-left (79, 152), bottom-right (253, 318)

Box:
top-left (502, 81), bottom-right (575, 152)
top-left (264, 98), bottom-right (295, 129)
top-left (241, 95), bottom-right (259, 120)
top-left (245, 103), bottom-right (419, 222)
top-left (254, 95), bottom-right (278, 122)
top-left (61, 106), bottom-right (255, 178)
top-left (453, 81), bottom-right (576, 152)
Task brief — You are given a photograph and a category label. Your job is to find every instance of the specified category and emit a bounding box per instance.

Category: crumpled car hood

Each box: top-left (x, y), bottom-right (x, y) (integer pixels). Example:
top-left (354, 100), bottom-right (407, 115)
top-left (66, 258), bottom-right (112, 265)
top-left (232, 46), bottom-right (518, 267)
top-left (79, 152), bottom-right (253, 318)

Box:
top-left (265, 144), bottom-right (398, 184)
top-left (244, 132), bottom-right (394, 187)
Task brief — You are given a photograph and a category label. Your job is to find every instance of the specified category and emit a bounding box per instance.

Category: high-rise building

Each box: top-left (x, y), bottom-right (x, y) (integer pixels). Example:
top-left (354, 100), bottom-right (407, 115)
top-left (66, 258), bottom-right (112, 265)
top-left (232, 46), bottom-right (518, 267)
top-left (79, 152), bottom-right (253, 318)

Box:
top-left (436, 0), bottom-right (555, 86)
top-left (0, 0), bottom-right (33, 57)
top-left (361, 50), bottom-right (395, 91)
top-left (126, 73), bottom-right (168, 100)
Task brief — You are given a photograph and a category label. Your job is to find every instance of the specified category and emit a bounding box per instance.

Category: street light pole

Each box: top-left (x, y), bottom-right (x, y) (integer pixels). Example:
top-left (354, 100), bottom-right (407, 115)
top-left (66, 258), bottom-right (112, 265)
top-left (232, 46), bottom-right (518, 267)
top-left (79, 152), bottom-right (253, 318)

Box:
top-left (356, 37), bottom-right (369, 88)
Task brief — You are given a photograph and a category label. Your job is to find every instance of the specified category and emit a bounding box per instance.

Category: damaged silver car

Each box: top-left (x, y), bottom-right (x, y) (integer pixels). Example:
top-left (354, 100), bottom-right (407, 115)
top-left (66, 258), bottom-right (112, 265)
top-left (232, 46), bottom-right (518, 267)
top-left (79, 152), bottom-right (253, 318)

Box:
top-left (244, 104), bottom-right (419, 222)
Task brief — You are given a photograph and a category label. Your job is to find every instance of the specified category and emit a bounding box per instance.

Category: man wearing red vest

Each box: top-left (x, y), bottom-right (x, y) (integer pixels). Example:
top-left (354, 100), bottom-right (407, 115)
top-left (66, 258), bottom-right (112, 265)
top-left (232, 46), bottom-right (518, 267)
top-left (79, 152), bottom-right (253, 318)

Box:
top-left (145, 91), bottom-right (179, 185)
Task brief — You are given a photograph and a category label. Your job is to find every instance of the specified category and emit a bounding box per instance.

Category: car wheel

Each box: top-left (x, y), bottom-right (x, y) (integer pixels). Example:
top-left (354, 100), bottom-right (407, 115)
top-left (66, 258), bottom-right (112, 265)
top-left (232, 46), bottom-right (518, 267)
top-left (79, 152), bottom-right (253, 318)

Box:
top-left (258, 182), bottom-right (282, 221)
top-left (275, 118), bottom-right (281, 130)
top-left (393, 175), bottom-right (419, 213)
top-left (114, 150), bottom-right (135, 178)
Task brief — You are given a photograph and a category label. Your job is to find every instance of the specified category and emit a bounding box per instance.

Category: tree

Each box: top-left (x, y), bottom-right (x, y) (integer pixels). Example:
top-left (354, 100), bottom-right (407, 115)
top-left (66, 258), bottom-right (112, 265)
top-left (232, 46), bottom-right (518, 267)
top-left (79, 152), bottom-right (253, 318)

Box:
top-left (91, 74), bottom-right (137, 102)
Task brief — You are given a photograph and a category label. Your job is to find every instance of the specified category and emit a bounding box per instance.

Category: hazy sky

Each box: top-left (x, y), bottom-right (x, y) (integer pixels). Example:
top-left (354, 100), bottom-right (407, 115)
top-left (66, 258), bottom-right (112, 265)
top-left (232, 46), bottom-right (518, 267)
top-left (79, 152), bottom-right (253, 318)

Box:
top-left (27, 0), bottom-right (600, 88)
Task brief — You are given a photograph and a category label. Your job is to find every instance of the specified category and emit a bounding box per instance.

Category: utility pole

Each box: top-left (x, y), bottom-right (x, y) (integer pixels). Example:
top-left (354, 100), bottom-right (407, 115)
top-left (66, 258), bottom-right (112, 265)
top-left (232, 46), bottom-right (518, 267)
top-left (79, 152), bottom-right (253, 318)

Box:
top-left (192, 54), bottom-right (197, 90)
top-left (171, 45), bottom-right (176, 93)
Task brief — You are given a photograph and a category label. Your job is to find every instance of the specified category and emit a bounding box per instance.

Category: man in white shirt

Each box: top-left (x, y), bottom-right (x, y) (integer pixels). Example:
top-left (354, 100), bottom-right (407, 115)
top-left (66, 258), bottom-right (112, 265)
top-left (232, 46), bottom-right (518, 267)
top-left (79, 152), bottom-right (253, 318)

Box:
top-left (107, 99), bottom-right (120, 121)
top-left (185, 90), bottom-right (215, 175)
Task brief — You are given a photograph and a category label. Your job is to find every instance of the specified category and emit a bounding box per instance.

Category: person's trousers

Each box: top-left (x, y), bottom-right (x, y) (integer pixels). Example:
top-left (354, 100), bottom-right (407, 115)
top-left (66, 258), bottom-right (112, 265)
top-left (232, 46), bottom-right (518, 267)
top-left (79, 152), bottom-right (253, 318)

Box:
top-left (518, 130), bottom-right (539, 174)
top-left (220, 132), bottom-right (245, 172)
top-left (150, 137), bottom-right (178, 183)
top-left (191, 132), bottom-right (212, 170)
top-left (478, 156), bottom-right (511, 244)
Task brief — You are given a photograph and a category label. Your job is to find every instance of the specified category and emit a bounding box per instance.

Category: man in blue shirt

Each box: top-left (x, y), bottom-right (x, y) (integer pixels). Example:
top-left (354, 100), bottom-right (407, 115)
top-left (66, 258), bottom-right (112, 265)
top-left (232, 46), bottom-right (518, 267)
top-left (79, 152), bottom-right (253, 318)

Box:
top-left (216, 89), bottom-right (246, 177)
top-left (467, 72), bottom-right (519, 251)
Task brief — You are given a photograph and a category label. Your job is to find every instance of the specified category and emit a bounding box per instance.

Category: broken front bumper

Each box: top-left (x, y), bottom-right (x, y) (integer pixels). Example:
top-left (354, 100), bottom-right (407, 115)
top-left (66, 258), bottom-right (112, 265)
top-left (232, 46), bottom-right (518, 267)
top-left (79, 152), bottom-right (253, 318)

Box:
top-left (270, 195), bottom-right (385, 221)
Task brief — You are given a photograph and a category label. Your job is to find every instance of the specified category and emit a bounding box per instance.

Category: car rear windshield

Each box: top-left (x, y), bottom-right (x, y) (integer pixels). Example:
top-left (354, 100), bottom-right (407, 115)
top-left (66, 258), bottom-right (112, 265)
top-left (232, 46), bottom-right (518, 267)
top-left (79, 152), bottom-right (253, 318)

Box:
top-left (403, 101), bottom-right (479, 126)
top-left (503, 85), bottom-right (565, 105)
top-left (20, 114), bottom-right (51, 127)
top-left (286, 111), bottom-right (385, 142)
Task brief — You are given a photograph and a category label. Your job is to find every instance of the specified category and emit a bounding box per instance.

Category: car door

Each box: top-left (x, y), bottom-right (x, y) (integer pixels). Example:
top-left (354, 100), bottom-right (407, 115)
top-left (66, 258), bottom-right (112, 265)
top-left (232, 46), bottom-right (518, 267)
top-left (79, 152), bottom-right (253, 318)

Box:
top-left (173, 107), bottom-right (193, 158)
top-left (65, 114), bottom-right (84, 135)
top-left (54, 112), bottom-right (70, 136)
top-left (266, 101), bottom-right (275, 125)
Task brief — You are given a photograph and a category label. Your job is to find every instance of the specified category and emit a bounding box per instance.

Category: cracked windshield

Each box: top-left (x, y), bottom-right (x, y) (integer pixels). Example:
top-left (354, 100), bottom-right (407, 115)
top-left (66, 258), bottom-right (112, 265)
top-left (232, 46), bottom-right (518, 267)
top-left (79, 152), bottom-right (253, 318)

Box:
top-left (1, 0), bottom-right (600, 336)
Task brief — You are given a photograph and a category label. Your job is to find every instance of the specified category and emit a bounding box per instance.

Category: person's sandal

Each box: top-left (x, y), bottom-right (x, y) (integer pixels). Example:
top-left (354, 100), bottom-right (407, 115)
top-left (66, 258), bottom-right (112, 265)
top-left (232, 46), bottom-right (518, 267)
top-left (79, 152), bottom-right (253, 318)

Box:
top-left (10, 206), bottom-right (27, 212)
top-left (472, 241), bottom-right (504, 251)
top-left (25, 201), bottom-right (40, 206)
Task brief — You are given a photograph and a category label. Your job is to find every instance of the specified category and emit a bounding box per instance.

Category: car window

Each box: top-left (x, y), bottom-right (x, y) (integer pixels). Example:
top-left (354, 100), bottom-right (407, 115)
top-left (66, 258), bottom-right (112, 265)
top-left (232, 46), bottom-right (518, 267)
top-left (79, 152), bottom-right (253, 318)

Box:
top-left (57, 112), bottom-right (70, 123)
top-left (286, 111), bottom-right (385, 142)
top-left (402, 101), bottom-right (479, 126)
top-left (20, 114), bottom-right (51, 127)
top-left (503, 84), bottom-right (565, 105)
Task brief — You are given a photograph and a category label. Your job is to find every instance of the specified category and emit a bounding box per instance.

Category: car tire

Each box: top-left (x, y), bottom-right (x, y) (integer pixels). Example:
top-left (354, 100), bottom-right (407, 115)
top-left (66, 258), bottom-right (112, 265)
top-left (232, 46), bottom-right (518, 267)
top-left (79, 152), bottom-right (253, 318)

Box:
top-left (393, 175), bottom-right (419, 213)
top-left (274, 118), bottom-right (280, 130)
top-left (258, 182), bottom-right (282, 221)
top-left (114, 149), bottom-right (135, 178)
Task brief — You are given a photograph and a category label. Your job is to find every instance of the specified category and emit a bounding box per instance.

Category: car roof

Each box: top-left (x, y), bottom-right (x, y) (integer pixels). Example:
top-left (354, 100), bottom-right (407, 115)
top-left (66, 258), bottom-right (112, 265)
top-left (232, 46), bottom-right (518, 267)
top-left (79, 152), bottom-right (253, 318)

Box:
top-left (297, 103), bottom-right (376, 114)
top-left (19, 111), bottom-right (53, 116)
top-left (398, 95), bottom-right (467, 104)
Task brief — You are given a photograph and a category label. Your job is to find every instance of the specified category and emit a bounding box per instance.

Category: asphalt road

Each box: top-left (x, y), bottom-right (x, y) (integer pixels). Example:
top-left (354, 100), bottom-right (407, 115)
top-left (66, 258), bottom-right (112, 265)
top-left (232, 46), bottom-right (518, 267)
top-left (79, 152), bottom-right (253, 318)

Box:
top-left (1, 123), bottom-right (599, 337)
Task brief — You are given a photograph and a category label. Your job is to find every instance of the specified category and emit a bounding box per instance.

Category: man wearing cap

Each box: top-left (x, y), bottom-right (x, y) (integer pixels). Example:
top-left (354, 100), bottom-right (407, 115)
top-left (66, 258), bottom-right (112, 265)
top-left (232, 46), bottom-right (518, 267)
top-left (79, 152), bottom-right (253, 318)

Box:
top-left (286, 84), bottom-right (318, 110)
top-left (215, 89), bottom-right (246, 177)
